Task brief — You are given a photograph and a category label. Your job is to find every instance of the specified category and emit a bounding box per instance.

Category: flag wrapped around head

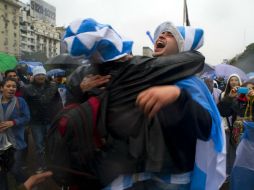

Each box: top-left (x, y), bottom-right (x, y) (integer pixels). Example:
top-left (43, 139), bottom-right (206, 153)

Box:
top-left (64, 18), bottom-right (133, 63)
top-left (153, 21), bottom-right (204, 52)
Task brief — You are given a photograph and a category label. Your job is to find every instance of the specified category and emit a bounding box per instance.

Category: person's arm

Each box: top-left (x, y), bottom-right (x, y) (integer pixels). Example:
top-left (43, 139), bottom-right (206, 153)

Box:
top-left (136, 87), bottom-right (212, 140)
top-left (107, 51), bottom-right (205, 107)
top-left (136, 85), bottom-right (181, 118)
top-left (18, 171), bottom-right (53, 190)
top-left (12, 98), bottom-right (30, 126)
top-left (130, 51), bottom-right (205, 85)
top-left (0, 98), bottom-right (30, 132)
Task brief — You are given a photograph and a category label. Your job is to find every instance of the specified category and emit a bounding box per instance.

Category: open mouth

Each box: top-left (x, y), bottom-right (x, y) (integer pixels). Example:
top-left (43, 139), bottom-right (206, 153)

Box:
top-left (155, 41), bottom-right (166, 49)
top-left (8, 92), bottom-right (15, 96)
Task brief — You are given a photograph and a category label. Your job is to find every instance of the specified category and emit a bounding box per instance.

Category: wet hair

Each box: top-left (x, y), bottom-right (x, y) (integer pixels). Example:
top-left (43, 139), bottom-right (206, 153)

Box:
top-left (5, 69), bottom-right (17, 77)
top-left (1, 78), bottom-right (17, 87)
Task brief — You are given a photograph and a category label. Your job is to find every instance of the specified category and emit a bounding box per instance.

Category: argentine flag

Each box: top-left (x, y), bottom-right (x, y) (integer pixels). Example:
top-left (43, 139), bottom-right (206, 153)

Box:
top-left (231, 121), bottom-right (254, 190)
top-left (176, 76), bottom-right (226, 190)
top-left (174, 25), bottom-right (226, 190)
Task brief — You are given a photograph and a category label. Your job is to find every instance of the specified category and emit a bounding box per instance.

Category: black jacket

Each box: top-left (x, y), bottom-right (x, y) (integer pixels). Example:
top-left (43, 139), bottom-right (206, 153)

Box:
top-left (64, 51), bottom-right (209, 185)
top-left (23, 81), bottom-right (63, 124)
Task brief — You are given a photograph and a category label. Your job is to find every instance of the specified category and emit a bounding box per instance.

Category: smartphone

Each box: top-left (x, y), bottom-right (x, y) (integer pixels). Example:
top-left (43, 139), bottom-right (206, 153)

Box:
top-left (237, 87), bottom-right (249, 94)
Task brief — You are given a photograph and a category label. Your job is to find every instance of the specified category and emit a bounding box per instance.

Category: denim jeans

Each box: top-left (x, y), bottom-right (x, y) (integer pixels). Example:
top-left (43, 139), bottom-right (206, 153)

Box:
top-left (126, 179), bottom-right (190, 190)
top-left (10, 148), bottom-right (28, 184)
top-left (30, 124), bottom-right (50, 169)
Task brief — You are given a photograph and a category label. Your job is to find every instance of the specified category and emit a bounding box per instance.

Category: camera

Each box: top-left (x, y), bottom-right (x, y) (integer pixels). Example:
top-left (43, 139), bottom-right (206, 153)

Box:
top-left (237, 87), bottom-right (249, 94)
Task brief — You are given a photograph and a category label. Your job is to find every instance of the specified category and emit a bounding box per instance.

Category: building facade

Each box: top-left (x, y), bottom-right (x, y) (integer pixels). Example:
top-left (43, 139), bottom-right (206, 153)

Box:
top-left (32, 19), bottom-right (60, 58)
top-left (0, 0), bottom-right (21, 57)
top-left (19, 0), bottom-right (61, 59)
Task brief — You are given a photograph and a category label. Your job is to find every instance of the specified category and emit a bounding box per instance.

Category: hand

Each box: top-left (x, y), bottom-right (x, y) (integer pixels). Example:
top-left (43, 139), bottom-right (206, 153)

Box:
top-left (248, 89), bottom-right (254, 98)
top-left (24, 171), bottom-right (53, 190)
top-left (0, 121), bottom-right (14, 132)
top-left (136, 86), bottom-right (181, 118)
top-left (229, 86), bottom-right (239, 98)
top-left (80, 74), bottom-right (111, 92)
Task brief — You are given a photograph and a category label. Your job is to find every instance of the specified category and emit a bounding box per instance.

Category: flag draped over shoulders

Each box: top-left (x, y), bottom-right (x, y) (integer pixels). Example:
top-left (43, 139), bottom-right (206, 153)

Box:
top-left (175, 76), bottom-right (226, 190)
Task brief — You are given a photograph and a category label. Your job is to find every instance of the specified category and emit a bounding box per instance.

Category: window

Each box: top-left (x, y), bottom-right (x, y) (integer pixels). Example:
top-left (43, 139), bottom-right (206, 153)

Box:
top-left (13, 8), bottom-right (16, 15)
top-left (4, 38), bottom-right (8, 46)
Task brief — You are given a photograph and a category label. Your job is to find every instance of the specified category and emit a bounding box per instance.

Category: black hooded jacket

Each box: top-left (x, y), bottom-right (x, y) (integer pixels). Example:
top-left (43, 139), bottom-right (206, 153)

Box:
top-left (62, 51), bottom-right (211, 186)
top-left (23, 81), bottom-right (63, 124)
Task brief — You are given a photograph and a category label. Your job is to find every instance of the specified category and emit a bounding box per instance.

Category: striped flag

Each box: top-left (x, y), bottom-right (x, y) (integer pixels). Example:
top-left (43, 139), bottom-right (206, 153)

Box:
top-left (231, 121), bottom-right (254, 190)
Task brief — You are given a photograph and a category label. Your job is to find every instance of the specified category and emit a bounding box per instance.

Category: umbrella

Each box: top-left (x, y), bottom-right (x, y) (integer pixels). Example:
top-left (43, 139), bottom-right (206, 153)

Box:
top-left (214, 64), bottom-right (248, 81)
top-left (45, 53), bottom-right (84, 65)
top-left (247, 72), bottom-right (254, 79)
top-left (198, 63), bottom-right (215, 78)
top-left (19, 61), bottom-right (43, 73)
top-left (0, 52), bottom-right (17, 72)
top-left (45, 53), bottom-right (84, 75)
top-left (47, 69), bottom-right (66, 77)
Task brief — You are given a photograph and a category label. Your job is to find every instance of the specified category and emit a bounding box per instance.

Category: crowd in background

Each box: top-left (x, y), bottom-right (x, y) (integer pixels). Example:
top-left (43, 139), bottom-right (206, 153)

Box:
top-left (0, 18), bottom-right (254, 190)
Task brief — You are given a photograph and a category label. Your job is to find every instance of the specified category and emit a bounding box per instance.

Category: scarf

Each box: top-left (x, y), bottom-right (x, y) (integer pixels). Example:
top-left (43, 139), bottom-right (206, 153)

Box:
top-left (0, 95), bottom-right (17, 150)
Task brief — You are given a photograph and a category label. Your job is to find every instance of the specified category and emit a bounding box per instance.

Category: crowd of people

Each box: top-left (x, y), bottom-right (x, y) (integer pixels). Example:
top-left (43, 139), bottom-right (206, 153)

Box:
top-left (0, 18), bottom-right (253, 190)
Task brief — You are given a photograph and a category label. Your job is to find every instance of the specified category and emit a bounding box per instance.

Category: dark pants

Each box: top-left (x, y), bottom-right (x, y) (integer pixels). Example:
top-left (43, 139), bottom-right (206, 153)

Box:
top-left (30, 124), bottom-right (50, 169)
top-left (0, 169), bottom-right (9, 190)
top-left (0, 148), bottom-right (15, 190)
top-left (10, 148), bottom-right (28, 184)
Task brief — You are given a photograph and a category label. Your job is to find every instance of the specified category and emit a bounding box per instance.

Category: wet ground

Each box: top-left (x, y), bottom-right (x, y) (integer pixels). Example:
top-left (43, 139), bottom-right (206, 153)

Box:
top-left (8, 129), bottom-right (60, 190)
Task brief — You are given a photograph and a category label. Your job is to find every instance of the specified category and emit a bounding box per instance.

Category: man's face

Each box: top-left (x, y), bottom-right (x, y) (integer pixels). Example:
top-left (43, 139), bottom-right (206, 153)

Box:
top-left (6, 72), bottom-right (18, 82)
top-left (34, 74), bottom-right (46, 85)
top-left (153, 31), bottom-right (179, 57)
top-left (1, 80), bottom-right (17, 99)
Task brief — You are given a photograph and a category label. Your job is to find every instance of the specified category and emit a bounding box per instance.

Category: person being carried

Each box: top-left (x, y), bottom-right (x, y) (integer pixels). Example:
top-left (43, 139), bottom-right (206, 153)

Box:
top-left (47, 18), bottom-right (214, 190)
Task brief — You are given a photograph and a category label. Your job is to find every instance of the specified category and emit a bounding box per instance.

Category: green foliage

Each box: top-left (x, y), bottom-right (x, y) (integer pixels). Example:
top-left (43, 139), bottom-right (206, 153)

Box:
top-left (230, 43), bottom-right (254, 65)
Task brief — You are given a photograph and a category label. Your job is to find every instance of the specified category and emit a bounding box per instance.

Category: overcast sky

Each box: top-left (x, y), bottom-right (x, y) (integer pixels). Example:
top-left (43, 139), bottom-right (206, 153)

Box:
top-left (21, 0), bottom-right (254, 65)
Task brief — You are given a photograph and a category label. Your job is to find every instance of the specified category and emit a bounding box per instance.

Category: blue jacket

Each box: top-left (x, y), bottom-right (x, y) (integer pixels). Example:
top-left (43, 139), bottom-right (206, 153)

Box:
top-left (9, 97), bottom-right (30, 150)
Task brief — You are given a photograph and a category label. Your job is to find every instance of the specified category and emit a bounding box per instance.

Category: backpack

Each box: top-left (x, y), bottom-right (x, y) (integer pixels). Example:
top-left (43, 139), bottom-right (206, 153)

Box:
top-left (45, 97), bottom-right (102, 188)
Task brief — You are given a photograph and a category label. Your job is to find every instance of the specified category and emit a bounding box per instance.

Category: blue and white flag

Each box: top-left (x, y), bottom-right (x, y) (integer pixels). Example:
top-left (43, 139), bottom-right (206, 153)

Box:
top-left (231, 121), bottom-right (254, 190)
top-left (64, 18), bottom-right (133, 63)
top-left (176, 77), bottom-right (226, 190)
top-left (104, 77), bottom-right (226, 190)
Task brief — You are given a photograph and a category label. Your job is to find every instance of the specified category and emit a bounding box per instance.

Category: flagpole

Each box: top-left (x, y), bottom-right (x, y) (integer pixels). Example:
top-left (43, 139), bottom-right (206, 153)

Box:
top-left (183, 0), bottom-right (191, 26)
top-left (183, 0), bottom-right (186, 26)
